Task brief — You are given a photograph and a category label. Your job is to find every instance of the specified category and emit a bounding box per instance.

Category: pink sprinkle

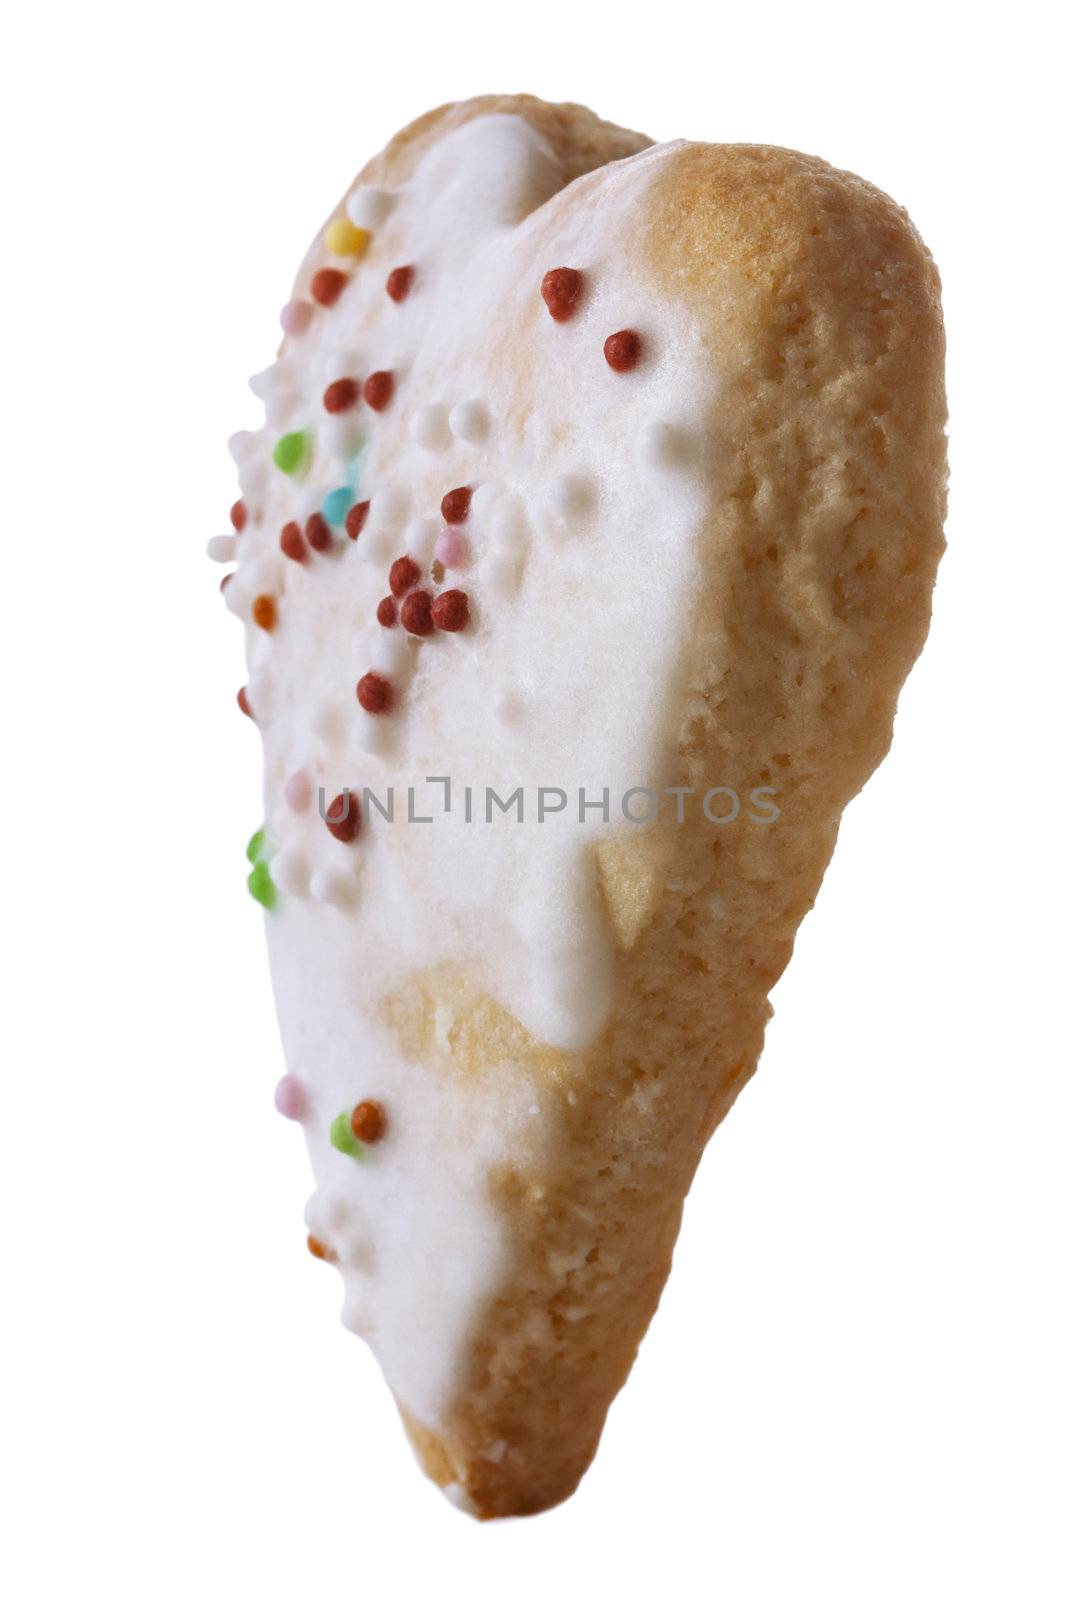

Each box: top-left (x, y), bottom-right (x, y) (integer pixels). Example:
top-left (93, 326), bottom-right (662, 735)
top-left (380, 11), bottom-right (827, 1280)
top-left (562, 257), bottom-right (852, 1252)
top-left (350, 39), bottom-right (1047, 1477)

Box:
top-left (436, 528), bottom-right (470, 569)
top-left (284, 769), bottom-right (311, 813)
top-left (279, 300), bottom-right (314, 337)
top-left (274, 1074), bottom-right (307, 1120)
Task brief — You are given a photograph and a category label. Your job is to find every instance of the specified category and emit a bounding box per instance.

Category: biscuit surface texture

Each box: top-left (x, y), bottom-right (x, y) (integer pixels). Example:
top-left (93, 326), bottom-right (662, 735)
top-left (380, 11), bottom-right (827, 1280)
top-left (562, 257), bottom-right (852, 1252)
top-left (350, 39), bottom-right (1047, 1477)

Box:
top-left (224, 94), bottom-right (945, 1517)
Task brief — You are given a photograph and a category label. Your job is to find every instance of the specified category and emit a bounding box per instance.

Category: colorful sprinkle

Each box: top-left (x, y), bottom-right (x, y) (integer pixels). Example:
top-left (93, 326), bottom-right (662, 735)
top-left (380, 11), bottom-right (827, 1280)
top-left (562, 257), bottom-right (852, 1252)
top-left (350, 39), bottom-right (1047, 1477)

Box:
top-left (604, 329), bottom-right (642, 372)
top-left (307, 1234), bottom-right (336, 1262)
top-left (363, 370), bottom-right (395, 413)
top-left (432, 589), bottom-right (470, 632)
top-left (401, 589), bottom-right (433, 636)
top-left (350, 1100), bottom-right (387, 1144)
top-left (284, 769), bottom-right (311, 813)
top-left (273, 430), bottom-right (311, 477)
top-left (274, 1074), bottom-right (306, 1120)
top-left (345, 500), bottom-right (370, 541)
top-left (237, 686), bottom-right (253, 719)
top-left (305, 513), bottom-right (333, 553)
top-left (280, 521), bottom-right (307, 562)
top-left (325, 790), bottom-right (362, 844)
top-left (246, 827), bottom-right (266, 864)
top-left (330, 1111), bottom-right (365, 1159)
top-left (356, 671), bottom-right (394, 714)
top-left (324, 377), bottom-right (360, 414)
top-left (220, 573), bottom-right (233, 593)
top-left (540, 267), bottom-right (583, 322)
top-left (311, 268), bottom-right (348, 307)
top-left (279, 299), bottom-right (314, 337)
top-left (251, 594), bottom-right (278, 631)
top-left (436, 527), bottom-right (470, 568)
top-left (389, 555), bottom-right (421, 598)
top-left (386, 265), bottom-right (415, 303)
top-left (440, 486), bottom-right (472, 524)
top-left (322, 486), bottom-right (353, 528)
top-left (247, 859), bottom-right (276, 910)
top-left (377, 595), bottom-right (397, 627)
top-left (230, 499), bottom-right (248, 532)
top-left (325, 218), bottom-right (370, 257)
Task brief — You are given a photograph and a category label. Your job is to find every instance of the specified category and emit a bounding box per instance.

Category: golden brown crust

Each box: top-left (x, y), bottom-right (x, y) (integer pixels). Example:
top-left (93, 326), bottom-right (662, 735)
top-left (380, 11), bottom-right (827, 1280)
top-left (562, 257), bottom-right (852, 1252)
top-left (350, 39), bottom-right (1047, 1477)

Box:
top-left (325, 106), bottom-right (946, 1518)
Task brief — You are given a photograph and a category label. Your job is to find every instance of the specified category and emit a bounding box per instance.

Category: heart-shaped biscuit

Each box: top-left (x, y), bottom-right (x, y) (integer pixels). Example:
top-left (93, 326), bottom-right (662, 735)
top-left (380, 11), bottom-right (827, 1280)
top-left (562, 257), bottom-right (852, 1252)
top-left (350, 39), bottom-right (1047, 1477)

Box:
top-left (218, 94), bottom-right (945, 1517)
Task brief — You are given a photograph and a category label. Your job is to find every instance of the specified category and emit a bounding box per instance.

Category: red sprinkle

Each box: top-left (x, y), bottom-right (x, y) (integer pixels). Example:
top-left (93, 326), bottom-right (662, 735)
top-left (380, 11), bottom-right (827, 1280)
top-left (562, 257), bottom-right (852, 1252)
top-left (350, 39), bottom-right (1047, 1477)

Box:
top-left (323, 377), bottom-right (360, 414)
top-left (386, 265), bottom-right (415, 303)
top-left (356, 671), bottom-right (395, 714)
top-left (345, 500), bottom-right (370, 541)
top-left (350, 1099), bottom-right (387, 1144)
top-left (440, 486), bottom-right (472, 524)
top-left (305, 513), bottom-right (333, 553)
top-left (389, 555), bottom-right (421, 598)
top-left (230, 499), bottom-right (248, 532)
top-left (400, 590), bottom-right (433, 636)
top-left (311, 268), bottom-right (348, 307)
top-left (432, 589), bottom-right (470, 632)
top-left (540, 267), bottom-right (584, 322)
top-left (280, 521), bottom-right (307, 562)
top-left (325, 790), bottom-right (362, 844)
top-left (377, 595), bottom-right (397, 627)
top-left (306, 1234), bottom-right (336, 1263)
top-left (363, 370), bottom-right (395, 412)
top-left (604, 329), bottom-right (642, 372)
top-left (237, 686), bottom-right (253, 719)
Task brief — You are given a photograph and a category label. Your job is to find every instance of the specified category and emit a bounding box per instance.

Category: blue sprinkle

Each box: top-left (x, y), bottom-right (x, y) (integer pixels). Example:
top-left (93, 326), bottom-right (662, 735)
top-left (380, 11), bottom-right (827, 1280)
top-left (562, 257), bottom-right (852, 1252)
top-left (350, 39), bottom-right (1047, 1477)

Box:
top-left (322, 486), bottom-right (353, 528)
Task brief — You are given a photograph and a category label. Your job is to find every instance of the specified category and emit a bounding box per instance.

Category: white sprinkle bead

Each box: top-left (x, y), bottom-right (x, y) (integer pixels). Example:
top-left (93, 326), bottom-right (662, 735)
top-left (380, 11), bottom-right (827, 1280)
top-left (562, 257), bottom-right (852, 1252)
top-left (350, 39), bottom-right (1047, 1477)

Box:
top-left (641, 421), bottom-right (692, 469)
top-left (481, 552), bottom-right (521, 598)
top-left (492, 503), bottom-right (527, 557)
top-left (224, 578), bottom-right (251, 618)
top-left (371, 629), bottom-right (411, 676)
top-left (238, 461), bottom-right (266, 506)
top-left (369, 484), bottom-right (411, 532)
top-left (495, 688), bottom-right (524, 726)
top-left (358, 525), bottom-right (396, 566)
top-left (248, 364), bottom-right (289, 402)
top-left (357, 716), bottom-right (393, 757)
top-left (404, 517), bottom-right (436, 560)
top-left (313, 699), bottom-right (345, 747)
top-left (227, 430), bottom-right (260, 465)
top-left (547, 474), bottom-right (594, 521)
top-left (271, 851), bottom-right (310, 897)
top-left (319, 414), bottom-right (364, 462)
top-left (472, 481), bottom-right (505, 520)
top-left (206, 535), bottom-right (237, 564)
top-left (410, 404), bottom-right (451, 452)
top-left (449, 398), bottom-right (490, 444)
top-left (346, 186), bottom-right (395, 231)
top-left (323, 349), bottom-right (366, 385)
top-left (264, 386), bottom-right (299, 429)
top-left (311, 866), bottom-right (358, 910)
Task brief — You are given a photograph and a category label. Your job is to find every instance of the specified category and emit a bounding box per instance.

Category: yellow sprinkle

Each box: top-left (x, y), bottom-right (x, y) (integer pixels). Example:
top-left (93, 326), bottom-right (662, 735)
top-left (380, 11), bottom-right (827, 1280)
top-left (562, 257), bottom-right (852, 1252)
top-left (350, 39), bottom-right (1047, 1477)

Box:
top-left (324, 218), bottom-right (370, 257)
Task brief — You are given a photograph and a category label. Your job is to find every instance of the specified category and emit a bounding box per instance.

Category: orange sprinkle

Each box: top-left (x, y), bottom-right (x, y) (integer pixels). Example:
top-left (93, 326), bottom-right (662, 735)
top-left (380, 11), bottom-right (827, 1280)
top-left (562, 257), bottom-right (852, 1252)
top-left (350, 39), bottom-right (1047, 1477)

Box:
top-left (252, 594), bottom-right (278, 631)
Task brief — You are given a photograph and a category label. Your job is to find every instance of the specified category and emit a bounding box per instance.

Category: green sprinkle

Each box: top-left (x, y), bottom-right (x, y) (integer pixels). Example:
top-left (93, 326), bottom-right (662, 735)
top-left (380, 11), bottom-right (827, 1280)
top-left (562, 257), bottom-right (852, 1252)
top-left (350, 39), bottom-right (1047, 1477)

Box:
top-left (245, 827), bottom-right (266, 864)
top-left (330, 1112), bottom-right (364, 1160)
top-left (247, 859), bottom-right (276, 910)
top-left (273, 430), bottom-right (311, 477)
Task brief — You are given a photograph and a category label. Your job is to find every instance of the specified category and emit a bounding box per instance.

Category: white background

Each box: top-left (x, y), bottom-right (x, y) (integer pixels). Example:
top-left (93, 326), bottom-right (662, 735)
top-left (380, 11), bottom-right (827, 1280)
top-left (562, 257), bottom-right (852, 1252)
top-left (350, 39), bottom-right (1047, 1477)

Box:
top-left (3, 2), bottom-right (1087, 1595)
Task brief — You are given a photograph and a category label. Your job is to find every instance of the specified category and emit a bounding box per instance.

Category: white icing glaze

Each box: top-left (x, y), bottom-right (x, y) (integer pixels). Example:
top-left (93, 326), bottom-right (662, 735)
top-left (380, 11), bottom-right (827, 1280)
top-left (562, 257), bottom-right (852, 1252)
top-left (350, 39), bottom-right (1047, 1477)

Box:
top-left (229, 117), bottom-right (713, 1428)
